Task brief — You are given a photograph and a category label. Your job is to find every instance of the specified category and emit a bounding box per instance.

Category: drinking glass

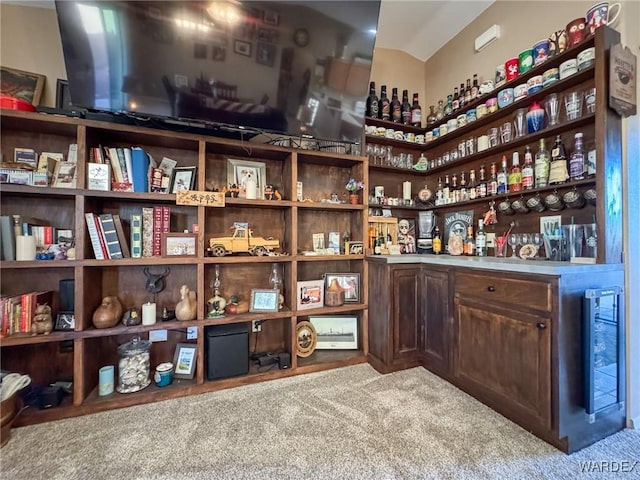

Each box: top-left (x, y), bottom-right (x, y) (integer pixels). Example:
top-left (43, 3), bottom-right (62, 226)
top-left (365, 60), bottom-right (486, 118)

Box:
top-left (466, 137), bottom-right (476, 155)
top-left (585, 88), bottom-right (596, 114)
top-left (544, 94), bottom-right (560, 127)
top-left (513, 108), bottom-right (528, 138)
top-left (508, 233), bottom-right (520, 258)
top-left (494, 236), bottom-right (507, 257)
top-left (488, 127), bottom-right (499, 147)
top-left (406, 153), bottom-right (414, 169)
top-left (532, 233), bottom-right (544, 257)
top-left (500, 122), bottom-right (513, 143)
top-left (366, 144), bottom-right (375, 165)
top-left (564, 91), bottom-right (584, 121)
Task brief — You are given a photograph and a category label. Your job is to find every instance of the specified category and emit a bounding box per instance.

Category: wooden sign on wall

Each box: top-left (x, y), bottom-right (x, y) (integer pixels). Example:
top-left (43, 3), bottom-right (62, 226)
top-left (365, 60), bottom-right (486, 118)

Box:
top-left (609, 43), bottom-right (637, 117)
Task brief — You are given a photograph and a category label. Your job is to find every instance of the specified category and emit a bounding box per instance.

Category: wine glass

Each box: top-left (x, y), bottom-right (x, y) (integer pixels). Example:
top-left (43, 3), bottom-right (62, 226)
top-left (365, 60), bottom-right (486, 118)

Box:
top-left (520, 233), bottom-right (531, 247)
top-left (508, 233), bottom-right (520, 258)
top-left (532, 233), bottom-right (544, 257)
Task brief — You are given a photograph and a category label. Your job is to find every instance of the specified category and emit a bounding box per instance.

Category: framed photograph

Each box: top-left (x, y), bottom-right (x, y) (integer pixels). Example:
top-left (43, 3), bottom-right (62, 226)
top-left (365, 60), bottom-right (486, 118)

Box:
top-left (297, 280), bottom-right (324, 311)
top-left (249, 289), bottom-right (280, 313)
top-left (226, 159), bottom-right (266, 198)
top-left (0, 66), bottom-right (46, 105)
top-left (234, 39), bottom-right (252, 57)
top-left (54, 313), bottom-right (75, 331)
top-left (309, 315), bottom-right (358, 350)
top-left (162, 232), bottom-right (198, 257)
top-left (312, 233), bottom-right (324, 252)
top-left (52, 161), bottom-right (77, 188)
top-left (256, 43), bottom-right (276, 67)
top-left (212, 45), bottom-right (226, 61)
top-left (55, 79), bottom-right (73, 110)
top-left (173, 343), bottom-right (197, 379)
top-left (170, 166), bottom-right (197, 193)
top-left (324, 273), bottom-right (360, 303)
top-left (263, 9), bottom-right (279, 26)
top-left (346, 241), bottom-right (363, 255)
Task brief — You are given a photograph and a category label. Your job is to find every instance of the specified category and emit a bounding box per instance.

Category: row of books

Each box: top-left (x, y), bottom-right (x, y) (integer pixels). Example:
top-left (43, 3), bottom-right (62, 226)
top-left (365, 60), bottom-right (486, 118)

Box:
top-left (1, 146), bottom-right (77, 188)
top-left (0, 215), bottom-right (73, 261)
top-left (85, 206), bottom-right (171, 260)
top-left (90, 146), bottom-right (151, 193)
top-left (0, 291), bottom-right (53, 336)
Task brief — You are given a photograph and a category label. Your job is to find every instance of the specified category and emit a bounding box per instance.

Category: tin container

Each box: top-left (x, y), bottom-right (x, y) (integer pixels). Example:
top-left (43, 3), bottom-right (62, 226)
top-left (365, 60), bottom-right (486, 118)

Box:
top-left (154, 362), bottom-right (174, 387)
top-left (577, 47), bottom-right (595, 71)
top-left (527, 75), bottom-right (544, 94)
top-left (476, 104), bottom-right (488, 119)
top-left (457, 114), bottom-right (468, 128)
top-left (465, 109), bottom-right (477, 123)
top-left (497, 88), bottom-right (514, 108)
top-left (514, 84), bottom-right (529, 101)
top-left (485, 97), bottom-right (499, 113)
top-left (560, 58), bottom-right (578, 79)
top-left (542, 68), bottom-right (560, 88)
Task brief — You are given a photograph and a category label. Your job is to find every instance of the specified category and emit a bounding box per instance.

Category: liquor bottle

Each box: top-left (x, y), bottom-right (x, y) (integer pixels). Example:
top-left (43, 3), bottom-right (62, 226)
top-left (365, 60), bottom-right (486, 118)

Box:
top-left (475, 219), bottom-right (487, 257)
top-left (379, 85), bottom-right (390, 121)
top-left (488, 162), bottom-right (498, 196)
top-left (432, 226), bottom-right (442, 255)
top-left (464, 78), bottom-right (472, 104)
top-left (468, 169), bottom-right (477, 200)
top-left (410, 93), bottom-right (422, 127)
top-left (569, 132), bottom-right (586, 181)
top-left (587, 144), bottom-right (597, 178)
top-left (459, 171), bottom-right (468, 201)
top-left (365, 81), bottom-right (379, 118)
top-left (451, 173), bottom-right (459, 203)
top-left (435, 177), bottom-right (444, 206)
top-left (471, 74), bottom-right (479, 100)
top-left (426, 105), bottom-right (437, 126)
top-left (442, 174), bottom-right (450, 204)
top-left (548, 135), bottom-right (569, 185)
top-left (522, 145), bottom-right (535, 189)
top-left (435, 99), bottom-right (445, 120)
top-left (386, 226), bottom-right (393, 251)
top-left (458, 82), bottom-right (466, 109)
top-left (374, 229), bottom-right (382, 255)
top-left (452, 87), bottom-right (460, 111)
top-left (497, 156), bottom-right (509, 194)
top-left (369, 226), bottom-right (376, 251)
top-left (378, 229), bottom-right (386, 253)
top-left (444, 94), bottom-right (453, 117)
top-left (401, 90), bottom-right (412, 125)
top-left (477, 165), bottom-right (487, 198)
top-left (509, 151), bottom-right (523, 192)
top-left (534, 138), bottom-right (550, 188)
top-left (464, 226), bottom-right (475, 256)
top-left (390, 87), bottom-right (402, 123)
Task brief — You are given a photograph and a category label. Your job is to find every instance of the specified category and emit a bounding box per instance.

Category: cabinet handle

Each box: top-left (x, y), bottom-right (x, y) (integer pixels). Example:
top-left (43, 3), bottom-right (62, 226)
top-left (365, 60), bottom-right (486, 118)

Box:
top-left (537, 322), bottom-right (547, 329)
top-left (487, 286), bottom-right (495, 292)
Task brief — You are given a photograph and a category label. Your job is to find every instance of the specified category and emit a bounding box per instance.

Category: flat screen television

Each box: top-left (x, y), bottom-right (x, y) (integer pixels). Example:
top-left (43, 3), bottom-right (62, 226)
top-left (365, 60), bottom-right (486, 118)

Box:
top-left (55, 0), bottom-right (380, 145)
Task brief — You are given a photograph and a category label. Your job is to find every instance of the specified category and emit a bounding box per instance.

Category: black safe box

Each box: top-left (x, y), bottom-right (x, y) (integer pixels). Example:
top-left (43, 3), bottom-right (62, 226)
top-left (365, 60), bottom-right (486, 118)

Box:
top-left (205, 323), bottom-right (250, 380)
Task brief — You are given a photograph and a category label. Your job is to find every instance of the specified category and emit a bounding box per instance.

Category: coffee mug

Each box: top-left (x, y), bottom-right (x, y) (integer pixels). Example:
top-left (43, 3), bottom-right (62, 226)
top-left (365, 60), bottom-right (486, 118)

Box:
top-left (505, 57), bottom-right (519, 81)
top-left (511, 197), bottom-right (530, 214)
top-left (544, 191), bottom-right (565, 211)
top-left (518, 49), bottom-right (534, 74)
top-left (532, 39), bottom-right (550, 66)
top-left (527, 194), bottom-right (547, 212)
top-left (563, 188), bottom-right (586, 209)
top-left (566, 18), bottom-right (586, 46)
top-left (495, 64), bottom-right (507, 87)
top-left (586, 2), bottom-right (622, 35)
top-left (498, 199), bottom-right (514, 215)
top-left (549, 30), bottom-right (568, 57)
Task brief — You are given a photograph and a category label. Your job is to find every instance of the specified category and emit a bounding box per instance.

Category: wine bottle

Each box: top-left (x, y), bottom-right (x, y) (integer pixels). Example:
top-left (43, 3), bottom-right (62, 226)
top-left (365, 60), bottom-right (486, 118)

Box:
top-left (365, 81), bottom-right (379, 118)
top-left (522, 146), bottom-right (534, 189)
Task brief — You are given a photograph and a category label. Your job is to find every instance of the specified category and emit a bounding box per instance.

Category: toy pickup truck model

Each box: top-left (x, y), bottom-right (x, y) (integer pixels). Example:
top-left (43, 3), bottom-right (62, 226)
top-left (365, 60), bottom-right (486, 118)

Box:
top-left (208, 226), bottom-right (279, 257)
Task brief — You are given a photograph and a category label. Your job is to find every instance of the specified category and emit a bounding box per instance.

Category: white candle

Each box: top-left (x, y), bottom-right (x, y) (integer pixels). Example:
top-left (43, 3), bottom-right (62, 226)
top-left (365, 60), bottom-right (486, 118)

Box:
top-left (245, 177), bottom-right (257, 199)
top-left (142, 302), bottom-right (156, 326)
top-left (16, 235), bottom-right (36, 261)
top-left (403, 181), bottom-right (412, 201)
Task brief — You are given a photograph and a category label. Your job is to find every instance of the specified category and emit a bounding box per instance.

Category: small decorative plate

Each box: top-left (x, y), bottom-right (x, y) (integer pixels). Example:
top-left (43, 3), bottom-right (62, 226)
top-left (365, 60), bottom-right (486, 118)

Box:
top-left (296, 321), bottom-right (317, 357)
top-left (519, 243), bottom-right (537, 259)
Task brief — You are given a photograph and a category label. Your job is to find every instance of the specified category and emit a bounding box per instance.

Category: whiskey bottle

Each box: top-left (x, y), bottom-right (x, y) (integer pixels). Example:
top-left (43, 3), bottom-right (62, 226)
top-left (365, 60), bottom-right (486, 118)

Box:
top-left (548, 135), bottom-right (569, 185)
top-left (374, 229), bottom-right (382, 255)
top-left (366, 81), bottom-right (379, 118)
top-left (488, 162), bottom-right (498, 196)
top-left (459, 171), bottom-right (468, 201)
top-left (471, 74), bottom-right (479, 99)
top-left (468, 169), bottom-right (477, 200)
top-left (464, 226), bottom-right (475, 256)
top-left (433, 226), bottom-right (442, 255)
top-left (508, 151), bottom-right (523, 192)
top-left (477, 165), bottom-right (487, 198)
top-left (569, 132), bottom-right (586, 181)
top-left (401, 89), bottom-right (412, 125)
top-left (464, 78), bottom-right (472, 104)
top-left (522, 146), bottom-right (534, 189)
top-left (379, 85), bottom-right (391, 121)
top-left (435, 177), bottom-right (444, 206)
top-left (458, 82), bottom-right (466, 109)
top-left (390, 87), bottom-right (402, 123)
top-left (410, 93), bottom-right (422, 127)
top-left (452, 87), bottom-right (460, 111)
top-left (534, 138), bottom-right (550, 188)
top-left (443, 174), bottom-right (450, 204)
top-left (497, 156), bottom-right (509, 194)
top-left (475, 219), bottom-right (487, 257)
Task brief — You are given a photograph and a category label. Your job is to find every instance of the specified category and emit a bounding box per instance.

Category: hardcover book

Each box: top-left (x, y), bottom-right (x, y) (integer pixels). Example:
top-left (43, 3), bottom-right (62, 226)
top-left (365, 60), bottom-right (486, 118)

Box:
top-left (85, 213), bottom-right (106, 260)
top-left (98, 214), bottom-right (124, 259)
top-left (130, 214), bottom-right (142, 258)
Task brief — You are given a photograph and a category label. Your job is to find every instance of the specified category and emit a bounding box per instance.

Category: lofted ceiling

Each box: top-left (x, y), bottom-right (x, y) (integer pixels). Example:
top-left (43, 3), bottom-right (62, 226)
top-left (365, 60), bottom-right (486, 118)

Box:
top-left (375, 0), bottom-right (495, 62)
top-left (5, 0), bottom-right (494, 63)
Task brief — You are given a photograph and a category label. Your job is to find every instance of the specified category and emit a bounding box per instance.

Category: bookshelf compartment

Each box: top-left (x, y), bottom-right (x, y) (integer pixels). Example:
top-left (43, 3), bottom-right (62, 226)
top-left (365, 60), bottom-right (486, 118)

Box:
top-left (297, 209), bottom-right (363, 254)
top-left (1, 341), bottom-right (74, 388)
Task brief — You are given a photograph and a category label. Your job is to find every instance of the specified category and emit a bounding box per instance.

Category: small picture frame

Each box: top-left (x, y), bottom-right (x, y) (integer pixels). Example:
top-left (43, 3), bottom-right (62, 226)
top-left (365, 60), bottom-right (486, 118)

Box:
top-left (323, 273), bottom-right (360, 303)
top-left (54, 313), bottom-right (75, 331)
top-left (162, 232), bottom-right (198, 257)
top-left (234, 39), bottom-right (252, 57)
top-left (345, 241), bottom-right (364, 255)
top-left (297, 280), bottom-right (324, 311)
top-left (263, 9), bottom-right (279, 26)
top-left (227, 159), bottom-right (266, 198)
top-left (173, 343), bottom-right (197, 379)
top-left (0, 66), bottom-right (46, 105)
top-left (249, 289), bottom-right (280, 313)
top-left (312, 233), bottom-right (324, 252)
top-left (86, 163), bottom-right (110, 191)
top-left (52, 161), bottom-right (77, 189)
top-left (256, 43), bottom-right (276, 67)
top-left (170, 166), bottom-right (197, 193)
top-left (309, 315), bottom-right (358, 350)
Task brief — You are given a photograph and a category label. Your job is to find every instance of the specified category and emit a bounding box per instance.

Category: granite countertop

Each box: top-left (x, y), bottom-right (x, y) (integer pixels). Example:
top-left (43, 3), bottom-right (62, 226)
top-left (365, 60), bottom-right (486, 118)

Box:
top-left (367, 254), bottom-right (624, 275)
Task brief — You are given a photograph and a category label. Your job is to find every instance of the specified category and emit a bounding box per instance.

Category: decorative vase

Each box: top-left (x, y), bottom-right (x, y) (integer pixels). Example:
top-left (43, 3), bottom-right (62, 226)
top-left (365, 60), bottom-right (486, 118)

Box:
top-left (348, 193), bottom-right (359, 205)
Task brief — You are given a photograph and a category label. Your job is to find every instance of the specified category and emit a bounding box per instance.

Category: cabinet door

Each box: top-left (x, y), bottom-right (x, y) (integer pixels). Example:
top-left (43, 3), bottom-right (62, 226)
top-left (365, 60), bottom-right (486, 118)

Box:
top-left (420, 269), bottom-right (450, 374)
top-left (454, 298), bottom-right (551, 429)
top-left (391, 268), bottom-right (420, 365)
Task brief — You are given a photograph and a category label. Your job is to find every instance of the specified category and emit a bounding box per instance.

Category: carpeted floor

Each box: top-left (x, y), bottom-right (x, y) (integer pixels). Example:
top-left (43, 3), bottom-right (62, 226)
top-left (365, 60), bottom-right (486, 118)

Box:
top-left (1, 364), bottom-right (638, 479)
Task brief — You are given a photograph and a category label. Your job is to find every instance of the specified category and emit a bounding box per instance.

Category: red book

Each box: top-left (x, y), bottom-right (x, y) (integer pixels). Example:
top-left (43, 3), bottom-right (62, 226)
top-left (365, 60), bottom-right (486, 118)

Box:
top-left (43, 225), bottom-right (54, 246)
top-left (153, 206), bottom-right (163, 256)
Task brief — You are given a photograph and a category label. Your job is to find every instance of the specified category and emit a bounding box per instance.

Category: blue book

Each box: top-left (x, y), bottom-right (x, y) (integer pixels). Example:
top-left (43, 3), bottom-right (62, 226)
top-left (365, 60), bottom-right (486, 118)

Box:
top-left (131, 147), bottom-right (150, 193)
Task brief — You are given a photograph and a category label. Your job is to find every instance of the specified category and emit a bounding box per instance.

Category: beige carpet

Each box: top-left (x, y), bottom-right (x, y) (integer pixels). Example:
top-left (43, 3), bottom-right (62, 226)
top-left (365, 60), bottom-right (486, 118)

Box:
top-left (1, 364), bottom-right (638, 479)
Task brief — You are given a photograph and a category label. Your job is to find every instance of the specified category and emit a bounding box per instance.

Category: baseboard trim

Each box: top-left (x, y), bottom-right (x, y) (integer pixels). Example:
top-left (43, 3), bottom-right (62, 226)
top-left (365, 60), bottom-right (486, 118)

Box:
top-left (628, 415), bottom-right (640, 429)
